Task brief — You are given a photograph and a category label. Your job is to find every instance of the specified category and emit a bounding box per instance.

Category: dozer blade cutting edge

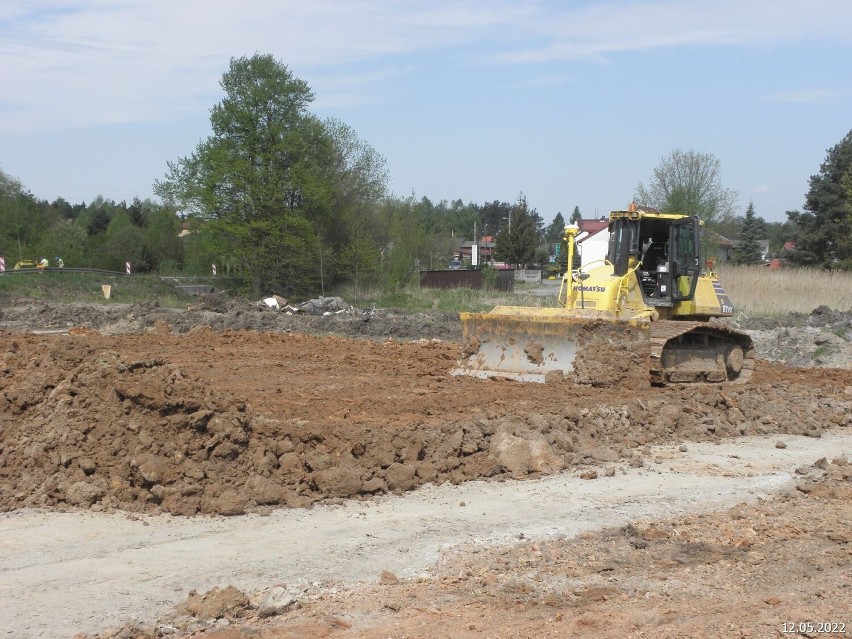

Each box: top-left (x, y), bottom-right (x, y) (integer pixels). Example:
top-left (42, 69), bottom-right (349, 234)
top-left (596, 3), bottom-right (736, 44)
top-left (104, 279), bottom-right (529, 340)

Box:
top-left (452, 307), bottom-right (652, 386)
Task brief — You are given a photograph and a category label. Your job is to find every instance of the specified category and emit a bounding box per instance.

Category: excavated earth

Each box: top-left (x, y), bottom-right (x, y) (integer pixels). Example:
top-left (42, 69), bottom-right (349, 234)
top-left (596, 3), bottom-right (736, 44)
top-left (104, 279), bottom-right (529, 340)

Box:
top-left (0, 297), bottom-right (850, 638)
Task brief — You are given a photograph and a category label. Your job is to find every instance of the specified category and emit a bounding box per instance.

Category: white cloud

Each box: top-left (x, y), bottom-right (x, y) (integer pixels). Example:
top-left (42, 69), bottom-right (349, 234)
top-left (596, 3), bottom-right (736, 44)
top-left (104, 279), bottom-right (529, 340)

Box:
top-left (491, 0), bottom-right (852, 63)
top-left (1, 0), bottom-right (851, 132)
top-left (751, 185), bottom-right (772, 193)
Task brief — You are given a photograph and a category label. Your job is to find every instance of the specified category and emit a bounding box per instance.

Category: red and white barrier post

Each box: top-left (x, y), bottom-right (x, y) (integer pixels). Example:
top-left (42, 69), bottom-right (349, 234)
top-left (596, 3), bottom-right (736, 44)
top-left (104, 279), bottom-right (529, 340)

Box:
top-left (0, 257), bottom-right (5, 273)
top-left (125, 261), bottom-right (131, 275)
top-left (212, 263), bottom-right (217, 276)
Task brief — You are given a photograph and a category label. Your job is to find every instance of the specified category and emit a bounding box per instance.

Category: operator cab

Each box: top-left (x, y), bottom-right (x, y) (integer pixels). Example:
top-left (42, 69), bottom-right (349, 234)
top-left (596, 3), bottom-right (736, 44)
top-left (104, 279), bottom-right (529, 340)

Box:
top-left (606, 212), bottom-right (701, 307)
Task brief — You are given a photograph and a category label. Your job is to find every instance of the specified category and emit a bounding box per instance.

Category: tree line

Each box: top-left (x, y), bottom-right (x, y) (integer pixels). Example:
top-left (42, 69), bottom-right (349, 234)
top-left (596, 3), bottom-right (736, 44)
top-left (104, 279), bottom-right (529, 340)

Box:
top-left (3, 54), bottom-right (849, 294)
top-left (0, 180), bottom-right (187, 273)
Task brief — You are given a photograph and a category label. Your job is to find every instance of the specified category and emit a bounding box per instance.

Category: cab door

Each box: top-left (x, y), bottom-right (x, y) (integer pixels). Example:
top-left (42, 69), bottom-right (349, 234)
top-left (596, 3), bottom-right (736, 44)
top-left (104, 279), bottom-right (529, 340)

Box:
top-left (670, 217), bottom-right (700, 301)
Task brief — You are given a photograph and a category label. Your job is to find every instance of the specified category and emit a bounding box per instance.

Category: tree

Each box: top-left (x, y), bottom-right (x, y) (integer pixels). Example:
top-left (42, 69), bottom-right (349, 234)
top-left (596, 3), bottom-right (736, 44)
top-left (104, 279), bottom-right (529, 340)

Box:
top-left (375, 195), bottom-right (431, 288)
top-left (156, 54), bottom-right (390, 294)
top-left (102, 209), bottom-right (146, 272)
top-left (570, 205), bottom-right (581, 224)
top-left (156, 54), bottom-right (326, 294)
top-left (733, 202), bottom-right (764, 265)
top-left (336, 226), bottom-right (380, 298)
top-left (544, 212), bottom-right (566, 245)
top-left (495, 194), bottom-right (539, 266)
top-left (143, 206), bottom-right (184, 272)
top-left (35, 222), bottom-right (88, 268)
top-left (476, 200), bottom-right (513, 238)
top-left (787, 130), bottom-right (852, 269)
top-left (0, 168), bottom-right (61, 260)
top-left (83, 196), bottom-right (114, 236)
top-left (313, 117), bottom-right (387, 284)
top-left (634, 149), bottom-right (738, 226)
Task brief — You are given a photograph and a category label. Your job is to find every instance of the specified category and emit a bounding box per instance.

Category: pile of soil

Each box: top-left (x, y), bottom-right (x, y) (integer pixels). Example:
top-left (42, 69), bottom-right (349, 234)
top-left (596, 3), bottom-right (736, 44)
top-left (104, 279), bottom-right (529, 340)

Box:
top-left (1, 327), bottom-right (849, 516)
top-left (1, 298), bottom-right (849, 368)
top-left (734, 305), bottom-right (851, 368)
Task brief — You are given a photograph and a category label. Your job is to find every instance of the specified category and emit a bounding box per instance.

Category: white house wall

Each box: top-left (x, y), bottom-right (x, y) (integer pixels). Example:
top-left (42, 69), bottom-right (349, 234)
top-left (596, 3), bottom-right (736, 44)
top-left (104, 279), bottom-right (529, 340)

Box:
top-left (578, 232), bottom-right (609, 268)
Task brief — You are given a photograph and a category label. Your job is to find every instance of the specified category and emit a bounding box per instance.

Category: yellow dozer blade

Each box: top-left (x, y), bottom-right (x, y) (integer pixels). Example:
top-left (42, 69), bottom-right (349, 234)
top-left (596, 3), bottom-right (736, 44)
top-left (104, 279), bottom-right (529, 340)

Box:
top-left (452, 307), bottom-right (652, 386)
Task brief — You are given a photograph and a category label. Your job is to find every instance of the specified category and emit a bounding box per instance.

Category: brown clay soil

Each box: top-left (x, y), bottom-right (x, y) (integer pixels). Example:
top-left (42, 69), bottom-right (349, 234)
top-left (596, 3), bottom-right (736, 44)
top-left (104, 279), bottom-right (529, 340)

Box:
top-left (0, 301), bottom-right (850, 638)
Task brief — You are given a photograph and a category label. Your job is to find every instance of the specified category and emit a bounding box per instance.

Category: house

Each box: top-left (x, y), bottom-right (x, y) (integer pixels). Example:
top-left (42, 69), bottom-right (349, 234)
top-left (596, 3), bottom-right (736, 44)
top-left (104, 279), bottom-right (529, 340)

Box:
top-left (707, 231), bottom-right (770, 263)
top-left (575, 218), bottom-right (610, 267)
top-left (458, 236), bottom-right (496, 266)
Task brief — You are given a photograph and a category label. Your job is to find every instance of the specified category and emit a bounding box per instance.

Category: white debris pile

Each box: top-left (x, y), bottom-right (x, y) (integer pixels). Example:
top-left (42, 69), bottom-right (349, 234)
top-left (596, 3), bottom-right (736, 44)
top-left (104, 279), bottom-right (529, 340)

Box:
top-left (297, 296), bottom-right (354, 315)
top-left (259, 295), bottom-right (289, 310)
top-left (258, 295), bottom-right (357, 316)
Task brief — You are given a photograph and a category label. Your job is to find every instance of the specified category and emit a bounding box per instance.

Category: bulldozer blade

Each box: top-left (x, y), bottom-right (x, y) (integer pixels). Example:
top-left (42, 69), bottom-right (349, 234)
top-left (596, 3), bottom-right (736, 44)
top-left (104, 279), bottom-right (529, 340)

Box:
top-left (453, 308), bottom-right (651, 386)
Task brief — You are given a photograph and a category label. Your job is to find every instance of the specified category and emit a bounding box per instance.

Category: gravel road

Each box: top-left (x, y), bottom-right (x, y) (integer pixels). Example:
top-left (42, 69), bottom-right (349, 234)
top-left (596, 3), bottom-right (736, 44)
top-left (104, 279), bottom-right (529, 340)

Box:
top-left (2, 432), bottom-right (848, 639)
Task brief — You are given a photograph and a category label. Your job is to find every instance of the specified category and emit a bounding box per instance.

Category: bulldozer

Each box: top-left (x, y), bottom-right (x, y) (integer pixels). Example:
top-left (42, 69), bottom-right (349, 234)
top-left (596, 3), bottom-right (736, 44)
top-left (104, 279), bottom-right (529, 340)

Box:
top-left (453, 206), bottom-right (755, 386)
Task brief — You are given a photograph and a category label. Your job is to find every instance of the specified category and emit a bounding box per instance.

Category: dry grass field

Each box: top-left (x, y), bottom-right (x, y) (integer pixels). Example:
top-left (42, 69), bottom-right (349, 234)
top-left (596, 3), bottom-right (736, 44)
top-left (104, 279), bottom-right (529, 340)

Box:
top-left (715, 264), bottom-right (852, 317)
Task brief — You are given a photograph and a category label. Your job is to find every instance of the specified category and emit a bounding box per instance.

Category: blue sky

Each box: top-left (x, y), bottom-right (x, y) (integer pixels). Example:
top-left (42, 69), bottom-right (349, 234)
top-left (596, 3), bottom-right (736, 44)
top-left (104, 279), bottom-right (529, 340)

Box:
top-left (1, 1), bottom-right (850, 224)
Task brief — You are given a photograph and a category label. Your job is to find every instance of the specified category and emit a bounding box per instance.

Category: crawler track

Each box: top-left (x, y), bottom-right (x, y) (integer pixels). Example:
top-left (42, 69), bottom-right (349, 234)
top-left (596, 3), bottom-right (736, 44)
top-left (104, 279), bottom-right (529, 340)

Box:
top-left (650, 320), bottom-right (756, 385)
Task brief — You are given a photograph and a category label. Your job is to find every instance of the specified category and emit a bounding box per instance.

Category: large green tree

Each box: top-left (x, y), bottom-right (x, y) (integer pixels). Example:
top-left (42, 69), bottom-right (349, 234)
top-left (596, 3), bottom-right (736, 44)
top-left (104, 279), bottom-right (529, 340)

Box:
top-left (634, 149), bottom-right (738, 226)
top-left (787, 130), bottom-right (852, 269)
top-left (156, 54), bottom-right (388, 294)
top-left (156, 55), bottom-right (330, 294)
top-left (495, 194), bottom-right (540, 266)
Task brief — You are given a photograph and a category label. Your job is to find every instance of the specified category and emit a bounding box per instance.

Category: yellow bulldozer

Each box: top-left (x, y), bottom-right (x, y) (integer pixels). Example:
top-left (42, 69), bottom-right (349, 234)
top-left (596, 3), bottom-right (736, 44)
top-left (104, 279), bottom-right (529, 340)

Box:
top-left (454, 206), bottom-right (755, 386)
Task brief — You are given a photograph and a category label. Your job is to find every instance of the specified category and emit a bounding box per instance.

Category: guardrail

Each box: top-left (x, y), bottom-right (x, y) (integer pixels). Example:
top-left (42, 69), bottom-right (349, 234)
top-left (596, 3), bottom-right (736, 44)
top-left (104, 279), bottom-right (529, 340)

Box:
top-left (1, 267), bottom-right (128, 276)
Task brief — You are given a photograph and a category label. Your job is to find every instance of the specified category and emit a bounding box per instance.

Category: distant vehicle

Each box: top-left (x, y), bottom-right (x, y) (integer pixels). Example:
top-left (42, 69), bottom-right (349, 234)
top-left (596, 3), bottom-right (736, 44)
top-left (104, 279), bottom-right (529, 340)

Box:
top-left (448, 259), bottom-right (462, 270)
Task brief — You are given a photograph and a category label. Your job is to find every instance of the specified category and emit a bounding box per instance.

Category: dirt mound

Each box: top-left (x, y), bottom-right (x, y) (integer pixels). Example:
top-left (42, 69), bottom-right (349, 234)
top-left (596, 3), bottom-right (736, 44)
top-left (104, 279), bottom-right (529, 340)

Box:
top-left (0, 299), bottom-right (462, 342)
top-left (3, 299), bottom-right (850, 369)
top-left (1, 330), bottom-right (850, 516)
top-left (732, 305), bottom-right (851, 368)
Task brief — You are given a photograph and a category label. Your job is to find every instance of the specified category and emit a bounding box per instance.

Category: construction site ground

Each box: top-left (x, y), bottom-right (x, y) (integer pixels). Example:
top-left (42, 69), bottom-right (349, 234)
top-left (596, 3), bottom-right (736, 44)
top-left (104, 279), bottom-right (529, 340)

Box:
top-left (0, 298), bottom-right (849, 639)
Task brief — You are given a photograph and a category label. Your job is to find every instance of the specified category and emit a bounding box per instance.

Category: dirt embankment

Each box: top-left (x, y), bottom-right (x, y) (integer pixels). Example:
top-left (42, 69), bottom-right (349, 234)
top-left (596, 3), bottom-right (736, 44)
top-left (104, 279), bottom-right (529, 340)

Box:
top-left (1, 326), bottom-right (849, 517)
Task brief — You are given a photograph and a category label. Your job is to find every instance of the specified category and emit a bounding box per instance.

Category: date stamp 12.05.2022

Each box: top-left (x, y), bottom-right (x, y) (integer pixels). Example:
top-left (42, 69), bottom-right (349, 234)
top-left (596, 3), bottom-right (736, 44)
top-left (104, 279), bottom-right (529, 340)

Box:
top-left (781, 621), bottom-right (846, 634)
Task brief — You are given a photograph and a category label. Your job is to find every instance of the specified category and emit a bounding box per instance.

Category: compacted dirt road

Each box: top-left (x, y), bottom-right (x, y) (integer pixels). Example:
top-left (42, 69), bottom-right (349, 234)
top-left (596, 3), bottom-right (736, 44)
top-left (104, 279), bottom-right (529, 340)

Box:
top-left (2, 433), bottom-right (850, 638)
top-left (0, 301), bottom-right (849, 638)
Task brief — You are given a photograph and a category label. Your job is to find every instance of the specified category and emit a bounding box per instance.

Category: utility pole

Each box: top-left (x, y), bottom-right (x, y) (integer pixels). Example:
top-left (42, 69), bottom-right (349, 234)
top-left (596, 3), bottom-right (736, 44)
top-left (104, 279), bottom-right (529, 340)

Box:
top-left (473, 220), bottom-right (479, 268)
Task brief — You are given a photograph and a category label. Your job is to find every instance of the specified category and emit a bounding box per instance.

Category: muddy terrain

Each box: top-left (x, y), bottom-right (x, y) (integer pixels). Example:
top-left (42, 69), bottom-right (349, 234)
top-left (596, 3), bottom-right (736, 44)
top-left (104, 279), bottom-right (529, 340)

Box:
top-left (0, 297), bottom-right (849, 638)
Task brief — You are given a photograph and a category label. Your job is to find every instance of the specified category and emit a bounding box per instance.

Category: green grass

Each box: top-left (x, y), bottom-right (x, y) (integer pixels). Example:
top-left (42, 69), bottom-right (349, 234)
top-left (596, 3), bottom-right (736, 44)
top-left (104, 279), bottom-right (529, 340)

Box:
top-left (333, 281), bottom-right (560, 313)
top-left (7, 265), bottom-right (847, 319)
top-left (0, 272), bottom-right (219, 307)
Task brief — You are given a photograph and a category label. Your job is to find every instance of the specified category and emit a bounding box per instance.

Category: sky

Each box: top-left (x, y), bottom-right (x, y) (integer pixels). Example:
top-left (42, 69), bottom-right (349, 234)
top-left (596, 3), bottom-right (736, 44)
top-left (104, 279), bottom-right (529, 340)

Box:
top-left (1, 1), bottom-right (851, 225)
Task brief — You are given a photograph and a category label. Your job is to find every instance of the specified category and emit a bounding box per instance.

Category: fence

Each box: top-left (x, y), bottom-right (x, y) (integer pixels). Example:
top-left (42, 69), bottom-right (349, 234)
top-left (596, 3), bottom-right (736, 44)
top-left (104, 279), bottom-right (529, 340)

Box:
top-left (514, 269), bottom-right (542, 283)
top-left (419, 269), bottom-right (514, 292)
